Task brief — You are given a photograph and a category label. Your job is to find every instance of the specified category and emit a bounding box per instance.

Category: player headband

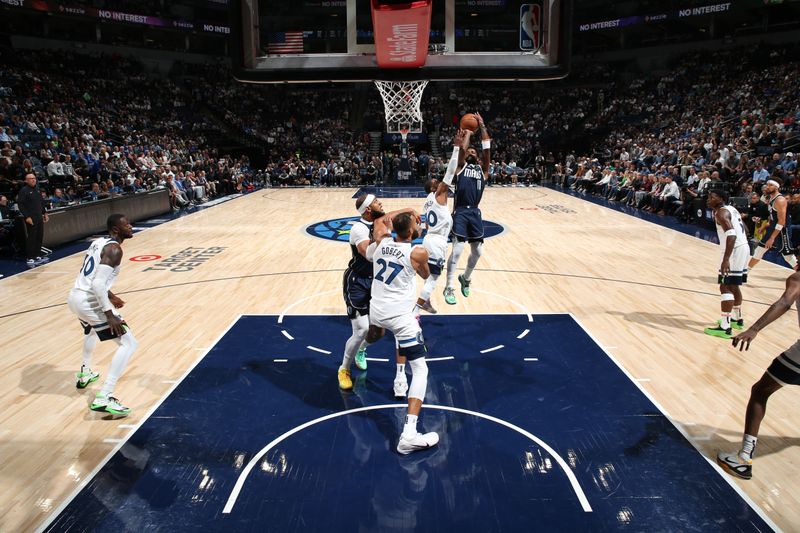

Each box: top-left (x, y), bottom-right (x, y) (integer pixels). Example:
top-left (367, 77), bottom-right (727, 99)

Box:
top-left (357, 194), bottom-right (375, 215)
top-left (766, 180), bottom-right (780, 188)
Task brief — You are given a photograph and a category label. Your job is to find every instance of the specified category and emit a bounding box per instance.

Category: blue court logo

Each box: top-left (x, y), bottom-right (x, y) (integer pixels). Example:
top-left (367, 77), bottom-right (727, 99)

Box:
top-left (306, 216), bottom-right (504, 244)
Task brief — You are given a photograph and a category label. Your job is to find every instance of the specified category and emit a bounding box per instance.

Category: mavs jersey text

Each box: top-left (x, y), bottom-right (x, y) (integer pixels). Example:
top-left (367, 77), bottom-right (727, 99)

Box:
top-left (452, 163), bottom-right (485, 241)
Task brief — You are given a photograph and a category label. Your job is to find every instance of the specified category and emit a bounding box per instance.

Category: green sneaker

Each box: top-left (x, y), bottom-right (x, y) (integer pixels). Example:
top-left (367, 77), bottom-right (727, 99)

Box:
top-left (458, 274), bottom-right (471, 297)
top-left (90, 393), bottom-right (131, 416)
top-left (355, 348), bottom-right (368, 371)
top-left (75, 366), bottom-right (100, 389)
top-left (443, 286), bottom-right (457, 305)
top-left (730, 318), bottom-right (744, 330)
top-left (704, 325), bottom-right (732, 339)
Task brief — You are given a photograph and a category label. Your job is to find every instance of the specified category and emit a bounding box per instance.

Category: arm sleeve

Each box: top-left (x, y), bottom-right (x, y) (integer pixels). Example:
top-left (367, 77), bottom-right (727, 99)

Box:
top-left (365, 242), bottom-right (378, 261)
top-left (443, 147), bottom-right (460, 186)
top-left (90, 264), bottom-right (115, 312)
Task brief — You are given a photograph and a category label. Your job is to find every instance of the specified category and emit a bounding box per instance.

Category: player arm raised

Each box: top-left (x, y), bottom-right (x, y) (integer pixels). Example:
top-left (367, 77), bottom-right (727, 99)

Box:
top-left (733, 271), bottom-right (800, 351)
top-left (455, 128), bottom-right (472, 174)
top-left (438, 129), bottom-right (468, 203)
top-left (94, 243), bottom-right (125, 336)
top-left (410, 246), bottom-right (430, 280)
top-left (716, 208), bottom-right (736, 275)
top-left (475, 112), bottom-right (491, 176)
top-left (764, 195), bottom-right (787, 249)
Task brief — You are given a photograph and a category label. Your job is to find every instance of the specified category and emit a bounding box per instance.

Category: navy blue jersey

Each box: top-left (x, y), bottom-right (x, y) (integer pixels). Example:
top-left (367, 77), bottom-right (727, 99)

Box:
top-left (454, 163), bottom-right (485, 209)
top-left (347, 219), bottom-right (373, 278)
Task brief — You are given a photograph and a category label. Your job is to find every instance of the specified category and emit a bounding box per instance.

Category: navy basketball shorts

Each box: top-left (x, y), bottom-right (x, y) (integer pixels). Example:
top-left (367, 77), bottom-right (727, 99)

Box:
top-left (343, 269), bottom-right (372, 319)
top-left (452, 208), bottom-right (484, 243)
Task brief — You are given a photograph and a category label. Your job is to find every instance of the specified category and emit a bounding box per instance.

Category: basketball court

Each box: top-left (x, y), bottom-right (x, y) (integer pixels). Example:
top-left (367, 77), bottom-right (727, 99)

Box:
top-left (0, 187), bottom-right (797, 531)
top-left (0, 0), bottom-right (798, 531)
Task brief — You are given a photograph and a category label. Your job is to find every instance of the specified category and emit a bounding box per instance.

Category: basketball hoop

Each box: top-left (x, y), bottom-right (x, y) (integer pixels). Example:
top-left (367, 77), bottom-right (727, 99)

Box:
top-left (374, 80), bottom-right (429, 140)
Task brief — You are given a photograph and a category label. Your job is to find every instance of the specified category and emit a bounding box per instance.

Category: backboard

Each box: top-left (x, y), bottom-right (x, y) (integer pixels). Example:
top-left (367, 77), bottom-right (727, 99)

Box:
top-left (232, 0), bottom-right (571, 83)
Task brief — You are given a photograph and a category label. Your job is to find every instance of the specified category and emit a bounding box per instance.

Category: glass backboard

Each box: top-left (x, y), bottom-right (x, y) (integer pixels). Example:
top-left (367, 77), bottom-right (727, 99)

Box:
top-left (232, 0), bottom-right (571, 83)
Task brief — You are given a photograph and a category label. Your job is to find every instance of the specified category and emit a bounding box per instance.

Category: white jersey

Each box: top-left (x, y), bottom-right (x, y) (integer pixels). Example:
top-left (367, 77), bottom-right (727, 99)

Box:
top-left (370, 238), bottom-right (418, 319)
top-left (422, 192), bottom-right (452, 238)
top-left (73, 237), bottom-right (121, 293)
top-left (715, 205), bottom-right (748, 249)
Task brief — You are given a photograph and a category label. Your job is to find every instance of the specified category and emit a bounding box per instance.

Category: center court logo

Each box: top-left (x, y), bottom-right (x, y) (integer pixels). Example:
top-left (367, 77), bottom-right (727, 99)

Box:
top-left (305, 216), bottom-right (504, 244)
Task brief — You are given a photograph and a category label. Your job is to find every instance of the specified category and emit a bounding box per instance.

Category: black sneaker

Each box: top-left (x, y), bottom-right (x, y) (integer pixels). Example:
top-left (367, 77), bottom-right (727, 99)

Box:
top-left (717, 451), bottom-right (752, 480)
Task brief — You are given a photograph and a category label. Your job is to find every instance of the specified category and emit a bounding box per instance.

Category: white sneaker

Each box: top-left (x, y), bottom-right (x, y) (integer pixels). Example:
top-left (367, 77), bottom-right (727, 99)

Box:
top-left (393, 377), bottom-right (408, 398)
top-left (397, 431), bottom-right (439, 455)
top-left (90, 393), bottom-right (131, 416)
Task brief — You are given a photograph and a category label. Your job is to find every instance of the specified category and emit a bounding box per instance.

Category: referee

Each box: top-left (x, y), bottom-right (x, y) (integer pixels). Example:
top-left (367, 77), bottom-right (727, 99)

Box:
top-left (17, 173), bottom-right (49, 267)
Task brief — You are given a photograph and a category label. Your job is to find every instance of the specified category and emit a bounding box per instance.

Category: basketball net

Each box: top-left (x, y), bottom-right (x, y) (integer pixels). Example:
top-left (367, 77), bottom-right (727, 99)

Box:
top-left (374, 80), bottom-right (429, 142)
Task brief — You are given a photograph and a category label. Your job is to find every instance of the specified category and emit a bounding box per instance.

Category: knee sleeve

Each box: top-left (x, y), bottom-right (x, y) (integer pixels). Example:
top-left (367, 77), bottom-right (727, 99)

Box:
top-left (407, 357), bottom-right (429, 401)
top-left (752, 246), bottom-right (766, 261)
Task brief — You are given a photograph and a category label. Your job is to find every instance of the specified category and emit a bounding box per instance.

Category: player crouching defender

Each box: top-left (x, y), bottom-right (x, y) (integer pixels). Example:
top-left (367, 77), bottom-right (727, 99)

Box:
top-left (366, 211), bottom-right (439, 454)
top-left (67, 214), bottom-right (138, 416)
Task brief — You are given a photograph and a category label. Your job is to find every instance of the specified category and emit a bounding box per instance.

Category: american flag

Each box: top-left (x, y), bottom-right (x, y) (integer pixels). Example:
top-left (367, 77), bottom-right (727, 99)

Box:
top-left (267, 31), bottom-right (304, 54)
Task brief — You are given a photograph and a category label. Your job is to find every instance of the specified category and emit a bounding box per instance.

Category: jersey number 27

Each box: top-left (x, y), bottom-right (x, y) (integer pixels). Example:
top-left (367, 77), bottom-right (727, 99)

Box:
top-left (375, 259), bottom-right (402, 285)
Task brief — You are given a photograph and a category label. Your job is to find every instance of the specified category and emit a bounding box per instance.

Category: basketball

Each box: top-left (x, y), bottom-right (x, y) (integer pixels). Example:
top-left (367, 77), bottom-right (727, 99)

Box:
top-left (460, 113), bottom-right (479, 132)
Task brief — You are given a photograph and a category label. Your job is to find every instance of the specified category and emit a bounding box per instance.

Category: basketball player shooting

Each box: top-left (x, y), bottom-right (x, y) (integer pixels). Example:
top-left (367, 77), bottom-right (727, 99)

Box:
top-left (443, 113), bottom-right (491, 305)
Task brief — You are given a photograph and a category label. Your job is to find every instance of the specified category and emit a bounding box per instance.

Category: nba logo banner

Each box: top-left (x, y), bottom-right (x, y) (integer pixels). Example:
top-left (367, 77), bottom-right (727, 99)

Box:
top-left (520, 3), bottom-right (541, 51)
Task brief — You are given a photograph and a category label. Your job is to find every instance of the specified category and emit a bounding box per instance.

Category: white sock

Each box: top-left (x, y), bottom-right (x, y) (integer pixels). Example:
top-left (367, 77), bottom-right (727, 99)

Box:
top-left (396, 363), bottom-right (406, 379)
top-left (403, 414), bottom-right (418, 437)
top-left (733, 306), bottom-right (742, 321)
top-left (741, 434), bottom-right (757, 460)
top-left (82, 333), bottom-right (98, 369)
top-left (719, 313), bottom-right (732, 329)
top-left (100, 331), bottom-right (138, 397)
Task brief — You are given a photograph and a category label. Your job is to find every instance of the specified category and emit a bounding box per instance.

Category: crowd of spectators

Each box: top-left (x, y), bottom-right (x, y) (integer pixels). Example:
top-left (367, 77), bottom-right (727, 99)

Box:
top-left (554, 43), bottom-right (799, 228)
top-left (2, 41), bottom-right (798, 251)
top-left (0, 48), bottom-right (260, 218)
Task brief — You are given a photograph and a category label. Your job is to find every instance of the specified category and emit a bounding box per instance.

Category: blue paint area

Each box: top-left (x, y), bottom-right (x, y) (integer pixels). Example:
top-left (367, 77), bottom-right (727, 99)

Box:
top-left (306, 216), bottom-right (504, 244)
top-left (44, 314), bottom-right (772, 532)
top-left (545, 183), bottom-right (791, 268)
